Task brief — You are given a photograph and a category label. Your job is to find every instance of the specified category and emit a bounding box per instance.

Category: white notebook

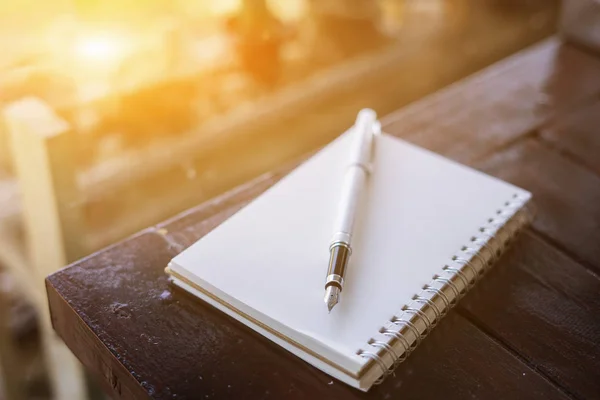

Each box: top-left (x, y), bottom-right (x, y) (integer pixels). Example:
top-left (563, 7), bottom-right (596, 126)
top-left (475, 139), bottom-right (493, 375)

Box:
top-left (167, 131), bottom-right (532, 391)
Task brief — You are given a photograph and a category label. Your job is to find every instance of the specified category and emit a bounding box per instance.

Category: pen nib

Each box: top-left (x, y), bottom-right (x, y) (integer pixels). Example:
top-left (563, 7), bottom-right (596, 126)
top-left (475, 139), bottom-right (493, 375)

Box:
top-left (324, 286), bottom-right (340, 313)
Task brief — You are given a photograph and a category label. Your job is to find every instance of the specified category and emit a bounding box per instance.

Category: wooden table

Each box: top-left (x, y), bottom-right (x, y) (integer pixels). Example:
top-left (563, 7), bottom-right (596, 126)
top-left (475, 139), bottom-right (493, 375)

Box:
top-left (46, 37), bottom-right (600, 399)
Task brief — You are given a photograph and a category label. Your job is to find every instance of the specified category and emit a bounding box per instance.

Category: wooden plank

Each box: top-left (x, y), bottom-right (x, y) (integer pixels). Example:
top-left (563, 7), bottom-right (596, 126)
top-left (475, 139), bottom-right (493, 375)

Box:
top-left (383, 311), bottom-right (567, 400)
top-left (47, 229), bottom-right (569, 400)
top-left (540, 100), bottom-right (600, 175)
top-left (46, 280), bottom-right (147, 400)
top-left (461, 230), bottom-right (600, 400)
top-left (382, 38), bottom-right (600, 164)
top-left (476, 139), bottom-right (600, 272)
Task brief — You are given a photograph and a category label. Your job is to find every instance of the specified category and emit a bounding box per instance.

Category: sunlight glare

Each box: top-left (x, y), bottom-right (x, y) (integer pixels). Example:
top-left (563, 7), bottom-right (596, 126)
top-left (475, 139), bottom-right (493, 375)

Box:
top-left (74, 34), bottom-right (127, 65)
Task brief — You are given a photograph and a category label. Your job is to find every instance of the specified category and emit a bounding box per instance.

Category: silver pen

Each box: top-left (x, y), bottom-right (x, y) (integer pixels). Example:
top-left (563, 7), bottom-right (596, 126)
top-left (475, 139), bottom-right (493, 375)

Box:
top-left (325, 109), bottom-right (377, 312)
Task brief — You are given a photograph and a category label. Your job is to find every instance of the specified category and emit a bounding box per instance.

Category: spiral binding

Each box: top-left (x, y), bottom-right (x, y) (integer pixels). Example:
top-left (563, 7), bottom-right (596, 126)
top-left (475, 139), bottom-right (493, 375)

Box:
top-left (356, 193), bottom-right (531, 384)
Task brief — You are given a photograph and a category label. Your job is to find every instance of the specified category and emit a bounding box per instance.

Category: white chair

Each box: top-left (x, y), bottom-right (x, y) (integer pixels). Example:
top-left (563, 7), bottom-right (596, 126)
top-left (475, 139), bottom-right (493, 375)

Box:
top-left (1, 97), bottom-right (88, 400)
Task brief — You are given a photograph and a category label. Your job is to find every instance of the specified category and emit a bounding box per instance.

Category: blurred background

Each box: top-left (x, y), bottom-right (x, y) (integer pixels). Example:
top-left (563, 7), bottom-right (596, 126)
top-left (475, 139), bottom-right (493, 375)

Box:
top-left (0, 0), bottom-right (559, 398)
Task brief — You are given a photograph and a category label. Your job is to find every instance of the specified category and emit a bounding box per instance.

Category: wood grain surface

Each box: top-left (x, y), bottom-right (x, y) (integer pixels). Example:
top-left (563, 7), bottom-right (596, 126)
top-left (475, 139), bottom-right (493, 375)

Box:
top-left (477, 139), bottom-right (600, 271)
top-left (46, 37), bottom-right (600, 399)
top-left (383, 38), bottom-right (600, 164)
top-left (460, 231), bottom-right (600, 400)
top-left (540, 100), bottom-right (600, 175)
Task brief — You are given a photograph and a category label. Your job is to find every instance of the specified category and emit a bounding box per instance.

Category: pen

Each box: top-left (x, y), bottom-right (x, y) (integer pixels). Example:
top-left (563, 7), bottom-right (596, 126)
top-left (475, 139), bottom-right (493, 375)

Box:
top-left (325, 109), bottom-right (377, 312)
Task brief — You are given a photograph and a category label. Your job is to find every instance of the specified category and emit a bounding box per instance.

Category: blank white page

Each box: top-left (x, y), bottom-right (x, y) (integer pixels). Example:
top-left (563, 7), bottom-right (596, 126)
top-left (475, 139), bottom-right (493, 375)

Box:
top-left (170, 132), bottom-right (530, 375)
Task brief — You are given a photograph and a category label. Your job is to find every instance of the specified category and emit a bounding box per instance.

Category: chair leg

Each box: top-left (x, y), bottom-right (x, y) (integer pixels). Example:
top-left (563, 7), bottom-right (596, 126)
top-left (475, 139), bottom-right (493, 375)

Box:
top-left (39, 312), bottom-right (88, 400)
top-left (0, 288), bottom-right (26, 400)
top-left (4, 98), bottom-right (89, 400)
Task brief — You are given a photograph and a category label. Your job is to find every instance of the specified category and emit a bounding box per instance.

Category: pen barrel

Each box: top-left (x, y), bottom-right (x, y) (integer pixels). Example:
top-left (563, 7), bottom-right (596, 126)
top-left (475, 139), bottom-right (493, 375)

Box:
top-left (348, 109), bottom-right (376, 166)
top-left (332, 166), bottom-right (367, 241)
top-left (331, 108), bottom-right (376, 244)
top-left (326, 109), bottom-right (376, 292)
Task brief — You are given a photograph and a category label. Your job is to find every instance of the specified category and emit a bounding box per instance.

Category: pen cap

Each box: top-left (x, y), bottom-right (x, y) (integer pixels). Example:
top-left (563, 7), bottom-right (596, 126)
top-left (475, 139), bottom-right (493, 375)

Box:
top-left (349, 109), bottom-right (377, 166)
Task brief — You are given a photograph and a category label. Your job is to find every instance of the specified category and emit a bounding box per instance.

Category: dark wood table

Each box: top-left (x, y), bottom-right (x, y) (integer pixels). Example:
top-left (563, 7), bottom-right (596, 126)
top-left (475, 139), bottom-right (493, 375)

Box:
top-left (46, 37), bottom-right (600, 400)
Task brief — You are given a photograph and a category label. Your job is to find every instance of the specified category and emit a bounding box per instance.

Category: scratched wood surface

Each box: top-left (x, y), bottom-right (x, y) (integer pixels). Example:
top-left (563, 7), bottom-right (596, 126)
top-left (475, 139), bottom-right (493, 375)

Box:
top-left (46, 37), bottom-right (600, 399)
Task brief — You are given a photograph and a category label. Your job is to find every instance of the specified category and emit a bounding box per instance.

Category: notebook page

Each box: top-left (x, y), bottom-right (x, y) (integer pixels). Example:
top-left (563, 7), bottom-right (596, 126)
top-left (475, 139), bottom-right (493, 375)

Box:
top-left (171, 132), bottom-right (529, 373)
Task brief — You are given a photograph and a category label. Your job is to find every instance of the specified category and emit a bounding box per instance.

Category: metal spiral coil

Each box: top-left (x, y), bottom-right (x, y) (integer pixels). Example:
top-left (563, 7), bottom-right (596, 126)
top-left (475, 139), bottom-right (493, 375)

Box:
top-left (470, 237), bottom-right (496, 263)
top-left (442, 265), bottom-right (471, 289)
top-left (423, 285), bottom-right (451, 311)
top-left (402, 307), bottom-right (434, 331)
top-left (413, 295), bottom-right (442, 322)
top-left (381, 328), bottom-right (411, 357)
top-left (358, 351), bottom-right (389, 383)
top-left (451, 254), bottom-right (480, 279)
top-left (433, 276), bottom-right (461, 301)
top-left (460, 248), bottom-right (488, 270)
top-left (391, 316), bottom-right (424, 344)
top-left (357, 194), bottom-right (530, 386)
top-left (370, 340), bottom-right (400, 367)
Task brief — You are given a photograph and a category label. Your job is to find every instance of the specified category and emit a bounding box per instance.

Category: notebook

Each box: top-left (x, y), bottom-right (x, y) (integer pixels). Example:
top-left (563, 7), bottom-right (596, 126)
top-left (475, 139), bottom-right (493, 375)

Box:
top-left (166, 130), bottom-right (532, 391)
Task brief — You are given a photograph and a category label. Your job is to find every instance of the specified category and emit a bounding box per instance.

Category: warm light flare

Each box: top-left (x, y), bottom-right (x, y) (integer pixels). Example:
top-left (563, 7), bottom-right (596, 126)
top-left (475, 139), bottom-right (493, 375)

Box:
top-left (73, 34), bottom-right (129, 67)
